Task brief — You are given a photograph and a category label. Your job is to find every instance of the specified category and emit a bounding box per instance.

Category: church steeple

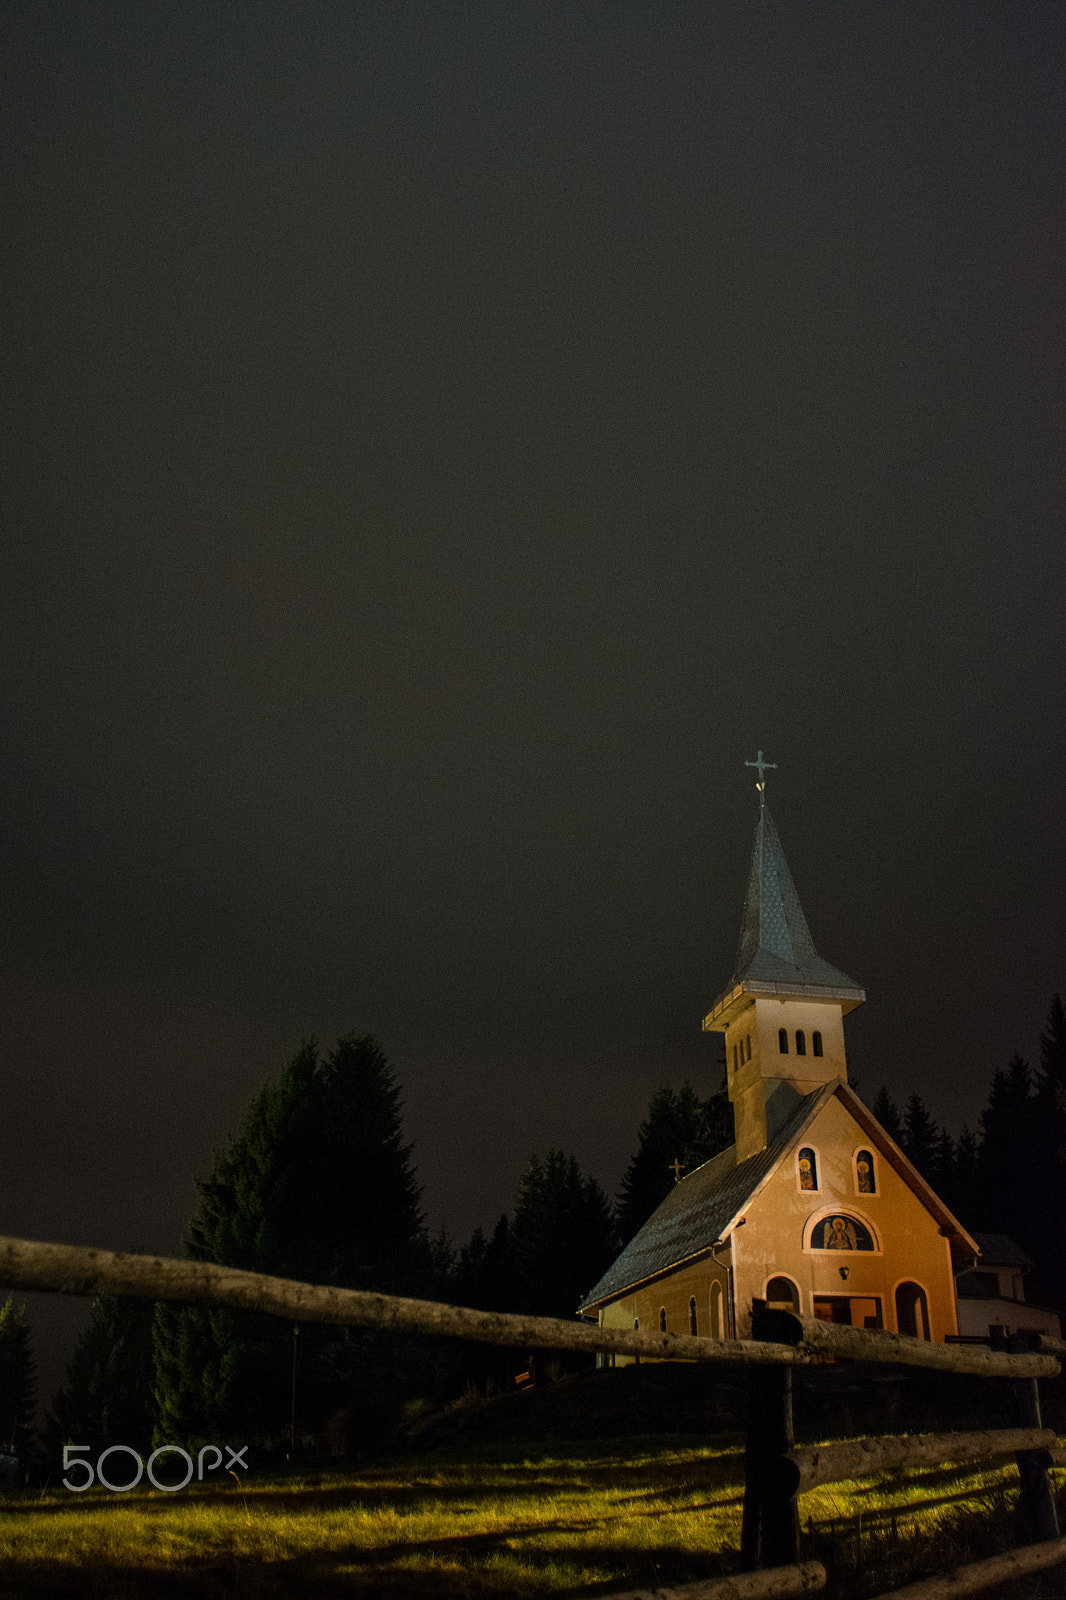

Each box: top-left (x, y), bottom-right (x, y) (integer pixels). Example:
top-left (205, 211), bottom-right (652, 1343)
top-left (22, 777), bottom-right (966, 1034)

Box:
top-left (728, 804), bottom-right (863, 1002)
top-left (703, 760), bottom-right (865, 1161)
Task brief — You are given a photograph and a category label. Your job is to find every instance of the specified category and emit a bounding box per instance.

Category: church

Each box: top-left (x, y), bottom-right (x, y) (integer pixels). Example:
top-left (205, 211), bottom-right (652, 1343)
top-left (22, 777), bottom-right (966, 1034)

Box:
top-left (580, 760), bottom-right (979, 1349)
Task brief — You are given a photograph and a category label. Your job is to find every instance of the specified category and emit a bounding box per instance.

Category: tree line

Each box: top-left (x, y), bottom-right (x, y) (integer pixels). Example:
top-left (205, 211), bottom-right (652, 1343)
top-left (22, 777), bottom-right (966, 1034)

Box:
top-left (3, 995), bottom-right (1063, 1464)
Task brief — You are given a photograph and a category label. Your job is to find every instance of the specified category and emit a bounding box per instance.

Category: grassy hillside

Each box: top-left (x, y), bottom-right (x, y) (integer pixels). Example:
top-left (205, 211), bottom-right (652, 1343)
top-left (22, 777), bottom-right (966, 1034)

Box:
top-left (3, 1367), bottom-right (1062, 1598)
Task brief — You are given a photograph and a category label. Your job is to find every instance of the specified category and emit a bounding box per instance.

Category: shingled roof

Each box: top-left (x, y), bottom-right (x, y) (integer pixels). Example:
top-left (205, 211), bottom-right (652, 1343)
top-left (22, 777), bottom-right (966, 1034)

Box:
top-left (579, 1079), bottom-right (979, 1312)
top-left (969, 1233), bottom-right (1033, 1269)
top-left (706, 804), bottom-right (865, 1024)
top-left (579, 1084), bottom-right (836, 1311)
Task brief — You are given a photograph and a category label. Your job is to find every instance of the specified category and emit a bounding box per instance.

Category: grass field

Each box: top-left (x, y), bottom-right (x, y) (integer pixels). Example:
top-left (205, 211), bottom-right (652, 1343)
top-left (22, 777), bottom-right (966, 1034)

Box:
top-left (2, 1437), bottom-right (1062, 1600)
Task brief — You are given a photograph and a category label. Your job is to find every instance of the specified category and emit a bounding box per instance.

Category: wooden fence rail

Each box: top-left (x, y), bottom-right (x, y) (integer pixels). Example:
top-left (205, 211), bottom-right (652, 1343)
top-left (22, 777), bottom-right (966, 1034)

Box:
top-left (790, 1427), bottom-right (1056, 1491)
top-left (0, 1235), bottom-right (799, 1367)
top-left (1, 1234), bottom-right (1063, 1600)
top-left (739, 1299), bottom-right (1063, 1583)
top-left (0, 1235), bottom-right (1055, 1378)
top-left (743, 1304), bottom-right (1060, 1379)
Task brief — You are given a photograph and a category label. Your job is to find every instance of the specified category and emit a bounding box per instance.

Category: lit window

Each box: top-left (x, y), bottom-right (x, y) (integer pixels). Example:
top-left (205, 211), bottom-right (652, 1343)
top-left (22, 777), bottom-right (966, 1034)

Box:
top-left (812, 1031), bottom-right (823, 1057)
top-left (779, 1028), bottom-right (789, 1053)
top-left (855, 1150), bottom-right (876, 1194)
top-left (796, 1030), bottom-right (806, 1056)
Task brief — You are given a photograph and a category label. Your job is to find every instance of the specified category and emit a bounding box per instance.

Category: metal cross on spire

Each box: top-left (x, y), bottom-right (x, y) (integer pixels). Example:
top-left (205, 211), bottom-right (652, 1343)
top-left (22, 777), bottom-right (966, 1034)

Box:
top-left (745, 749), bottom-right (777, 803)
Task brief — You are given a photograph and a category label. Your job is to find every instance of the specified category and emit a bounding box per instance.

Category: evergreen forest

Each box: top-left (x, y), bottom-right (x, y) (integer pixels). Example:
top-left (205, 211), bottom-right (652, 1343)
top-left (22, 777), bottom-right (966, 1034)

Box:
top-left (12, 996), bottom-right (1063, 1466)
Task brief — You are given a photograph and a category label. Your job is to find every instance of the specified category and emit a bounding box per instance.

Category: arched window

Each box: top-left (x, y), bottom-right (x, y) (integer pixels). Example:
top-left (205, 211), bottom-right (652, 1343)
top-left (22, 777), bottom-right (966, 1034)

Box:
top-left (689, 1296), bottom-right (698, 1335)
top-left (745, 1034), bottom-right (752, 1061)
top-left (779, 1028), bottom-right (789, 1054)
top-left (633, 1317), bottom-right (640, 1365)
top-left (766, 1276), bottom-right (800, 1312)
top-left (795, 1029), bottom-right (806, 1056)
top-left (855, 1149), bottom-right (876, 1194)
top-left (812, 1031), bottom-right (823, 1057)
top-left (895, 1282), bottom-right (930, 1340)
top-left (798, 1146), bottom-right (819, 1191)
top-left (659, 1307), bottom-right (667, 1333)
top-left (709, 1282), bottom-right (723, 1339)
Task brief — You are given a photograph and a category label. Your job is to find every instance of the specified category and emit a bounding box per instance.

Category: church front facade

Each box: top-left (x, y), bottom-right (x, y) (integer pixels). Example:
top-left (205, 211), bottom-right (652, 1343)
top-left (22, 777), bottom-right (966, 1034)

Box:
top-left (580, 778), bottom-right (977, 1349)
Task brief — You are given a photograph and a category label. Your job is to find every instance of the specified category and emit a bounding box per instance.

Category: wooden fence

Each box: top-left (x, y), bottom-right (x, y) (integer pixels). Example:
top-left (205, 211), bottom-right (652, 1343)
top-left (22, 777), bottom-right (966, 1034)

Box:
top-left (1, 1233), bottom-right (1064, 1600)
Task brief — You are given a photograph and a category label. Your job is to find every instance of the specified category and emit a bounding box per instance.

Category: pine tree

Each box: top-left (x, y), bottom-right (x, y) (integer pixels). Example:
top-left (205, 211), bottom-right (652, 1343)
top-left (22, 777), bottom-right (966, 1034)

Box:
top-left (451, 1216), bottom-right (520, 1395)
top-left (511, 1151), bottom-right (617, 1322)
top-left (616, 1080), bottom-right (731, 1244)
top-left (1024, 997), bottom-right (1066, 1304)
top-left (976, 1055), bottom-right (1036, 1237)
top-left (455, 1216), bottom-right (517, 1315)
top-left (1035, 994), bottom-right (1066, 1112)
top-left (900, 1093), bottom-right (940, 1180)
top-left (154, 1035), bottom-right (429, 1451)
top-left (930, 1127), bottom-right (957, 1199)
top-left (871, 1087), bottom-right (904, 1145)
top-left (46, 1297), bottom-right (156, 1459)
top-left (0, 1299), bottom-right (37, 1459)
top-left (948, 1126), bottom-right (980, 1223)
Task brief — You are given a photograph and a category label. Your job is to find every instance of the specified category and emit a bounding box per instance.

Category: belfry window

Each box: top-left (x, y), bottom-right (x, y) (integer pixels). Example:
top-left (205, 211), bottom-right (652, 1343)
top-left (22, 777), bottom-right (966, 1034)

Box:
top-left (812, 1031), bottom-right (823, 1057)
top-left (779, 1028), bottom-right (789, 1054)
top-left (796, 1030), bottom-right (806, 1056)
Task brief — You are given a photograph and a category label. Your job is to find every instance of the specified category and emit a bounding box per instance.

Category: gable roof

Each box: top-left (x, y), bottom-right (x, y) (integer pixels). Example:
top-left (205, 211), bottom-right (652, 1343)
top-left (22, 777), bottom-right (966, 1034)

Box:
top-left (580, 1084), bottom-right (836, 1311)
top-left (969, 1233), bottom-right (1032, 1269)
top-left (705, 806), bottom-right (865, 1026)
top-left (580, 1080), bottom-right (978, 1312)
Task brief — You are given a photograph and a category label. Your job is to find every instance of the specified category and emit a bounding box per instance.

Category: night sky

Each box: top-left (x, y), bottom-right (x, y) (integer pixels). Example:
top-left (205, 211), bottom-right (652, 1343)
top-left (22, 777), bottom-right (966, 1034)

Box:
top-left (2, 4), bottom-right (1063, 1397)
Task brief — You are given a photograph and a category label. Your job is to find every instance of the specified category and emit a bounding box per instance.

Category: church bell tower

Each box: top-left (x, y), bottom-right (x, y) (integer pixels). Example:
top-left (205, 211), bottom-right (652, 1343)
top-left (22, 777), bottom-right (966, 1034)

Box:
top-left (703, 755), bottom-right (865, 1162)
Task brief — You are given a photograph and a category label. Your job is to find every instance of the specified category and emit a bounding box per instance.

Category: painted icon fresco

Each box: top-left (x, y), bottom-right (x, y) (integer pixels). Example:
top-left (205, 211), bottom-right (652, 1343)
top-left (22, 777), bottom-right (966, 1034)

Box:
top-left (816, 1214), bottom-right (875, 1251)
top-left (855, 1150), bottom-right (876, 1193)
top-left (798, 1147), bottom-right (818, 1191)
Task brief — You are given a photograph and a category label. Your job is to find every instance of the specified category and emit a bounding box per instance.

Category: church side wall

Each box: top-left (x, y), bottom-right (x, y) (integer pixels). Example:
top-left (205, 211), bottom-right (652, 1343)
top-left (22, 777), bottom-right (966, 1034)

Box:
top-left (732, 1096), bottom-right (960, 1343)
top-left (599, 1254), bottom-right (732, 1365)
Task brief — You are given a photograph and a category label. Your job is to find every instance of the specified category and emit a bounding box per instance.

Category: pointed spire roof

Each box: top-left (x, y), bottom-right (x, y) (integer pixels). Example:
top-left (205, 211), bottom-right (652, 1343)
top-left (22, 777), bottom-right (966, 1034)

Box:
top-left (706, 802), bottom-right (865, 1025)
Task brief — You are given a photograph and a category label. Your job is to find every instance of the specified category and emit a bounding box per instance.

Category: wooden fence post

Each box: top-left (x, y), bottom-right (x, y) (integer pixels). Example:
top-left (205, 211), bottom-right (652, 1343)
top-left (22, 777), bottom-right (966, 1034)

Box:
top-left (742, 1301), bottom-right (802, 1570)
top-left (1008, 1332), bottom-right (1060, 1543)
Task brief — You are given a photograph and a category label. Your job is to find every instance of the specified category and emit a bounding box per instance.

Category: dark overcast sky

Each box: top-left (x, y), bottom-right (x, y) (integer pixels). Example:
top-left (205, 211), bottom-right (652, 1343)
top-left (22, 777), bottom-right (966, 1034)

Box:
top-left (2, 3), bottom-right (1063, 1387)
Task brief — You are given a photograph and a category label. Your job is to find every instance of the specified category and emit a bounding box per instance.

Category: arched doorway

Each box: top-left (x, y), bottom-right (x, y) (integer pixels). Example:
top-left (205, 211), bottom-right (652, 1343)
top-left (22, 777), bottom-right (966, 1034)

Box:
top-left (895, 1281), bottom-right (930, 1340)
top-left (765, 1276), bottom-right (800, 1313)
